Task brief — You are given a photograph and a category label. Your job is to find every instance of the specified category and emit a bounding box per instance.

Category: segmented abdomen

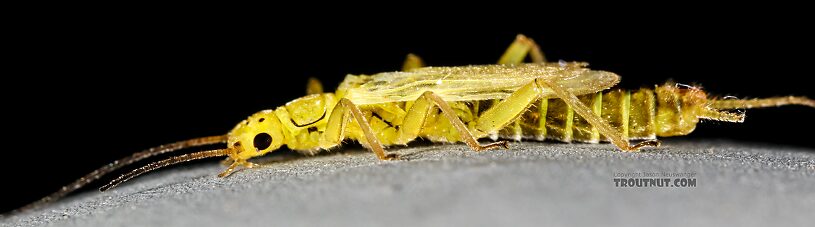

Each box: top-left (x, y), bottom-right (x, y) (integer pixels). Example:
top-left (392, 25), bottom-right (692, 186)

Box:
top-left (496, 88), bottom-right (658, 143)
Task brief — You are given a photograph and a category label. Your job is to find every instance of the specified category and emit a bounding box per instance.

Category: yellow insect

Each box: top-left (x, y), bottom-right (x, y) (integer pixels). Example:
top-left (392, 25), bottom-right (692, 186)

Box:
top-left (22, 34), bottom-right (814, 211)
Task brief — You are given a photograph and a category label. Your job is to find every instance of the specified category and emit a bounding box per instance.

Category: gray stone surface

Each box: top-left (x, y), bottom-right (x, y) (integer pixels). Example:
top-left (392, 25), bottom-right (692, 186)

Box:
top-left (3, 139), bottom-right (815, 227)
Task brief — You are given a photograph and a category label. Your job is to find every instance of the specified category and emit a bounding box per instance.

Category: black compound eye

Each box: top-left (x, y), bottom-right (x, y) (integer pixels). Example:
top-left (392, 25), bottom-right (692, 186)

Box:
top-left (253, 133), bottom-right (272, 150)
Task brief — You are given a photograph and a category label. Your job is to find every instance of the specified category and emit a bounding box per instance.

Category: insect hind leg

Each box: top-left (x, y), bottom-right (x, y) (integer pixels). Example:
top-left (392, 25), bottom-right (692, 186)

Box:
top-left (535, 79), bottom-right (659, 151)
top-left (498, 34), bottom-right (546, 64)
top-left (473, 78), bottom-right (658, 151)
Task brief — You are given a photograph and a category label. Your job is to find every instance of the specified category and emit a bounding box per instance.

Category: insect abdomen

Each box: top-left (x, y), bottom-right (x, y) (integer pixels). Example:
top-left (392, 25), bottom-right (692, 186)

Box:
top-left (498, 88), bottom-right (657, 143)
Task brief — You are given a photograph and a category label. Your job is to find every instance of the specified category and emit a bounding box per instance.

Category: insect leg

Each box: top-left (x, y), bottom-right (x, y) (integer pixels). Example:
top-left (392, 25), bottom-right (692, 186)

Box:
top-left (498, 34), bottom-right (546, 64)
top-left (473, 78), bottom-right (658, 151)
top-left (319, 98), bottom-right (399, 160)
top-left (402, 53), bottom-right (425, 71)
top-left (474, 79), bottom-right (545, 138)
top-left (535, 79), bottom-right (659, 151)
top-left (496, 34), bottom-right (546, 142)
top-left (306, 77), bottom-right (324, 95)
top-left (217, 158), bottom-right (259, 178)
top-left (394, 91), bottom-right (509, 151)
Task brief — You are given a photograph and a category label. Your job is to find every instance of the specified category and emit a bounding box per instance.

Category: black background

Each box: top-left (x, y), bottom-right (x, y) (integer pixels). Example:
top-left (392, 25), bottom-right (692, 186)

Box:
top-left (3, 15), bottom-right (813, 213)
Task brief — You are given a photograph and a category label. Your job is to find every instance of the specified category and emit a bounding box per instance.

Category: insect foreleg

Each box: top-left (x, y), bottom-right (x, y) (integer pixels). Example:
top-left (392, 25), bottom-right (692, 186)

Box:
top-left (319, 99), bottom-right (399, 160)
top-left (217, 158), bottom-right (258, 178)
top-left (395, 91), bottom-right (510, 151)
top-left (498, 34), bottom-right (546, 65)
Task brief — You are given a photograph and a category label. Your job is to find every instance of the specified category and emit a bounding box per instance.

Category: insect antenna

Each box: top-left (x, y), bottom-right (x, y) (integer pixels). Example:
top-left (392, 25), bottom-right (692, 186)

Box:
top-left (710, 96), bottom-right (815, 109)
top-left (100, 148), bottom-right (231, 191)
top-left (16, 135), bottom-right (227, 213)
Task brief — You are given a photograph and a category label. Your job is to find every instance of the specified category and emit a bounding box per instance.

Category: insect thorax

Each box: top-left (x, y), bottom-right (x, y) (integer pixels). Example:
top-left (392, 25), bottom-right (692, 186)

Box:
top-left (272, 93), bottom-right (337, 153)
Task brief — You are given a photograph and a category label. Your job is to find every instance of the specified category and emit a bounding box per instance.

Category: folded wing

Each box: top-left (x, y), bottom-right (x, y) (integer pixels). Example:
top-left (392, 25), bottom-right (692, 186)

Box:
top-left (344, 62), bottom-right (620, 105)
